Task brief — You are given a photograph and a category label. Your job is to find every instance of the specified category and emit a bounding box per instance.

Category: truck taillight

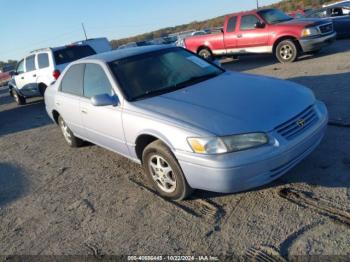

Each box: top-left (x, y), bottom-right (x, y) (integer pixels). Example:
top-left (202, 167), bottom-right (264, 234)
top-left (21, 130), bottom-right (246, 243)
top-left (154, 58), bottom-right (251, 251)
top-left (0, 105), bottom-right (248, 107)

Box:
top-left (53, 70), bottom-right (61, 80)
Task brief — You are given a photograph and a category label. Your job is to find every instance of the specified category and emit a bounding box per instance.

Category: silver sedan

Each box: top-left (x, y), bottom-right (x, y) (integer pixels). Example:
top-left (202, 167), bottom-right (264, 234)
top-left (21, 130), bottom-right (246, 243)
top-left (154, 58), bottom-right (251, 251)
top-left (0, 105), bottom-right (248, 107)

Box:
top-left (45, 46), bottom-right (328, 200)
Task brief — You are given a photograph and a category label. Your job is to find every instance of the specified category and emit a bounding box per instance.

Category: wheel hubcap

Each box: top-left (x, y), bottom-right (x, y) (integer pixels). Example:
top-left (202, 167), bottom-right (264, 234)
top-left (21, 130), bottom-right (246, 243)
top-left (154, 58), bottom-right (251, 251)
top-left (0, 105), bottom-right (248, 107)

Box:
top-left (149, 155), bottom-right (176, 193)
top-left (200, 51), bottom-right (209, 59)
top-left (59, 118), bottom-right (72, 144)
top-left (280, 45), bottom-right (293, 60)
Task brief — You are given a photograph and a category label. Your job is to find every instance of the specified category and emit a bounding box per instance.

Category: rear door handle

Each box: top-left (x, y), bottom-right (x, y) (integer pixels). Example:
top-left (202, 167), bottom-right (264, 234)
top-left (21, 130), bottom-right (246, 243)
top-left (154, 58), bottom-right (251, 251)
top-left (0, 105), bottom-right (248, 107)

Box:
top-left (237, 34), bottom-right (243, 38)
top-left (33, 74), bottom-right (37, 77)
top-left (56, 101), bottom-right (61, 106)
top-left (21, 77), bottom-right (24, 80)
top-left (81, 109), bottom-right (88, 114)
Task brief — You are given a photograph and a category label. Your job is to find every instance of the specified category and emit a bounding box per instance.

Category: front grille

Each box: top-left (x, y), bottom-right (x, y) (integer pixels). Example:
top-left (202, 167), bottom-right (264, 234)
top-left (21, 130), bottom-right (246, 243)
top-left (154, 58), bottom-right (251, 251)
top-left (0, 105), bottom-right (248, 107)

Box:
top-left (275, 106), bottom-right (318, 140)
top-left (319, 23), bottom-right (333, 34)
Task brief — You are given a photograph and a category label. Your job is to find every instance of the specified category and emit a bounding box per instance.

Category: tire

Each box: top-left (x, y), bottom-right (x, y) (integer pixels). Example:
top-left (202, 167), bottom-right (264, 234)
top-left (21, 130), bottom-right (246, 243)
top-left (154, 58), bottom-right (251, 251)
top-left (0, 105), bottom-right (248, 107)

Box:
top-left (198, 48), bottom-right (213, 61)
top-left (275, 40), bottom-right (298, 63)
top-left (58, 116), bottom-right (84, 148)
top-left (142, 140), bottom-right (192, 201)
top-left (39, 84), bottom-right (47, 96)
top-left (11, 89), bottom-right (26, 105)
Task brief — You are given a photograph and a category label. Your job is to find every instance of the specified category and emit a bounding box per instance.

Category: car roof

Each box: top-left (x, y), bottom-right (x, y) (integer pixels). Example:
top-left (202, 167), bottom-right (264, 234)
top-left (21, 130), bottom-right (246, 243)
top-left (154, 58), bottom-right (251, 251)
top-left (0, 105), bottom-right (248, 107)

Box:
top-left (81, 45), bottom-right (172, 63)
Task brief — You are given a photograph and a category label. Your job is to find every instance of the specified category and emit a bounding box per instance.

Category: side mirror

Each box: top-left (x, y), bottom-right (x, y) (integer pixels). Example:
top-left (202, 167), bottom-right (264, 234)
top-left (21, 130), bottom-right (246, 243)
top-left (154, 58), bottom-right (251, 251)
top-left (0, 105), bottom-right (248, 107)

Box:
top-left (10, 71), bottom-right (17, 76)
top-left (91, 94), bottom-right (119, 107)
top-left (255, 21), bottom-right (266, 29)
top-left (213, 59), bottom-right (222, 67)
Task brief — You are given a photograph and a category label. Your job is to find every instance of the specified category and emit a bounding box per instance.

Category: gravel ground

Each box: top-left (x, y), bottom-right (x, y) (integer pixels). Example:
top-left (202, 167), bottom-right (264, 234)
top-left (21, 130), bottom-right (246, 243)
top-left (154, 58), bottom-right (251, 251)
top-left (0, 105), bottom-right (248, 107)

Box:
top-left (0, 39), bottom-right (350, 260)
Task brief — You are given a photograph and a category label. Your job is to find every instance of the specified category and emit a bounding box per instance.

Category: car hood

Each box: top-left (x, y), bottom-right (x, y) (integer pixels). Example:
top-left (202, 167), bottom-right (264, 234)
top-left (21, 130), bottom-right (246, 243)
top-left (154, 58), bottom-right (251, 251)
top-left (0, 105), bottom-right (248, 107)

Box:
top-left (278, 18), bottom-right (331, 27)
top-left (131, 72), bottom-right (315, 136)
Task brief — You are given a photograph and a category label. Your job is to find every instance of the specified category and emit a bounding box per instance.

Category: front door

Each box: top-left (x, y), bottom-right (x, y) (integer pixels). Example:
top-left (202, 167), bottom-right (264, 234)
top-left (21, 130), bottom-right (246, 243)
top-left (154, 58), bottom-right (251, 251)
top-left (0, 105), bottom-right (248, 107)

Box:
top-left (13, 59), bottom-right (26, 92)
top-left (236, 14), bottom-right (270, 53)
top-left (79, 63), bottom-right (129, 156)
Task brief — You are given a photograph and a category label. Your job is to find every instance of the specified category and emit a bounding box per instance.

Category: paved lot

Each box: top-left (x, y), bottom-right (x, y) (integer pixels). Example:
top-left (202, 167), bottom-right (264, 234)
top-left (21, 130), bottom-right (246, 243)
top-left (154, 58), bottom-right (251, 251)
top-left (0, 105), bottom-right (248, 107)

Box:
top-left (0, 39), bottom-right (350, 259)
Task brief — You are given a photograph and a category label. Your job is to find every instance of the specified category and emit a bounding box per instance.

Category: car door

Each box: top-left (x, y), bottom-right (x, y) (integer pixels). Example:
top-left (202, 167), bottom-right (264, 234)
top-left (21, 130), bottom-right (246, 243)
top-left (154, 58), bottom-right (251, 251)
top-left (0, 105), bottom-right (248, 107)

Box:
top-left (236, 14), bottom-right (270, 52)
top-left (327, 7), bottom-right (350, 37)
top-left (223, 15), bottom-right (238, 53)
top-left (79, 63), bottom-right (129, 156)
top-left (23, 55), bottom-right (39, 95)
top-left (13, 59), bottom-right (26, 91)
top-left (55, 63), bottom-right (86, 138)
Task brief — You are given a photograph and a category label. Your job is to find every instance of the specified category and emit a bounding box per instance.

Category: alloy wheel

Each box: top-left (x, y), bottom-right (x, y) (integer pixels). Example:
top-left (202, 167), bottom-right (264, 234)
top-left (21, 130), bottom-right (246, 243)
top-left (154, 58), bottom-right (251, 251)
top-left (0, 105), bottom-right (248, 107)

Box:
top-left (148, 155), bottom-right (177, 193)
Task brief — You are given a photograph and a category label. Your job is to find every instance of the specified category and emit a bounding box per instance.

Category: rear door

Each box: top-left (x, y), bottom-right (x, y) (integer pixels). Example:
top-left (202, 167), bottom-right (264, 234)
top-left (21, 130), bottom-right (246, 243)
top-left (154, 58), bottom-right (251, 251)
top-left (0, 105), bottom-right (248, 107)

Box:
top-left (79, 63), bottom-right (129, 156)
top-left (55, 64), bottom-right (86, 138)
top-left (236, 14), bottom-right (270, 52)
top-left (223, 15), bottom-right (238, 52)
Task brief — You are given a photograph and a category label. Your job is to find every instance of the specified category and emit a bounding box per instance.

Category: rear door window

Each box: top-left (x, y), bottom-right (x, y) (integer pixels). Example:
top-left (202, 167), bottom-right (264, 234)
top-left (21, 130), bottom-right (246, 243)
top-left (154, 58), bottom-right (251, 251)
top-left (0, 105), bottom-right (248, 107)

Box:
top-left (227, 16), bottom-right (238, 33)
top-left (54, 46), bottom-right (96, 65)
top-left (240, 15), bottom-right (260, 30)
top-left (25, 55), bottom-right (36, 72)
top-left (83, 64), bottom-right (113, 98)
top-left (60, 64), bottom-right (85, 96)
top-left (38, 53), bottom-right (50, 69)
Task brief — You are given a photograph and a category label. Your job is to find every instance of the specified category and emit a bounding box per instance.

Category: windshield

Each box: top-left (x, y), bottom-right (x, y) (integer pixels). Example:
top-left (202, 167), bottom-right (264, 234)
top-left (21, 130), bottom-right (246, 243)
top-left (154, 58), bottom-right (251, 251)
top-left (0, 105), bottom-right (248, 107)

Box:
top-left (54, 45), bottom-right (96, 65)
top-left (109, 48), bottom-right (224, 101)
top-left (258, 9), bottom-right (293, 24)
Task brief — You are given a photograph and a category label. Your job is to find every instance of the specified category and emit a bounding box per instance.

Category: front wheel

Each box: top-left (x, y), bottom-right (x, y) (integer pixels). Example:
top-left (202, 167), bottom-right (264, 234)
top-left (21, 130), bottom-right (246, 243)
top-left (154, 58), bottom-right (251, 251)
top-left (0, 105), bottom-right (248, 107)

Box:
top-left (275, 40), bottom-right (298, 63)
top-left (142, 140), bottom-right (192, 201)
top-left (11, 89), bottom-right (26, 105)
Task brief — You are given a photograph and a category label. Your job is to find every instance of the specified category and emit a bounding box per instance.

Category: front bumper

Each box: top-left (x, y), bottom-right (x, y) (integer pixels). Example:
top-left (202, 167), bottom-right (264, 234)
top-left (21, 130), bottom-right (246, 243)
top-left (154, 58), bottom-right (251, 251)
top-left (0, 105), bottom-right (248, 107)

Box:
top-left (176, 101), bottom-right (328, 193)
top-left (299, 32), bottom-right (337, 53)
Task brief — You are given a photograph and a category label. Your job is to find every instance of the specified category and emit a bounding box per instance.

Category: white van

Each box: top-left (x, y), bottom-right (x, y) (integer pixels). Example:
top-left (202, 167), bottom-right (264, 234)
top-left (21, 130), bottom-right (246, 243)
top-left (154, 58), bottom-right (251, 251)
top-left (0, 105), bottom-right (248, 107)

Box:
top-left (9, 38), bottom-right (111, 105)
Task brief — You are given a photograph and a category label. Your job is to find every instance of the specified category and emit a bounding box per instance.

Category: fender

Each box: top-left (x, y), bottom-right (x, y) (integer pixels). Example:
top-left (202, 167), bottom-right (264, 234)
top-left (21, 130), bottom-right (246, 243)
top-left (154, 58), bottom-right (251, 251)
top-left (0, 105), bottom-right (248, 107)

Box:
top-left (270, 32), bottom-right (301, 46)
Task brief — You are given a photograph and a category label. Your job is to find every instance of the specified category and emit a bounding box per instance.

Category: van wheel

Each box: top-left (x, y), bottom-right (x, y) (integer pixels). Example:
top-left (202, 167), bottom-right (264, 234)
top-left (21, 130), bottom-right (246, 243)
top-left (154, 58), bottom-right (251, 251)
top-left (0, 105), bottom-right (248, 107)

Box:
top-left (12, 90), bottom-right (26, 105)
top-left (142, 140), bottom-right (192, 201)
top-left (198, 48), bottom-right (213, 61)
top-left (58, 116), bottom-right (84, 148)
top-left (275, 40), bottom-right (298, 63)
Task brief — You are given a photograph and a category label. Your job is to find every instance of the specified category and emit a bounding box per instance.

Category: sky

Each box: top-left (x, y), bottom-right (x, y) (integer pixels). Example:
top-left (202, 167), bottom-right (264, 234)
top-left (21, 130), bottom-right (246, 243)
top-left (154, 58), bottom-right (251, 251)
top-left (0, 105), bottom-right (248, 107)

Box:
top-left (0, 0), bottom-right (279, 61)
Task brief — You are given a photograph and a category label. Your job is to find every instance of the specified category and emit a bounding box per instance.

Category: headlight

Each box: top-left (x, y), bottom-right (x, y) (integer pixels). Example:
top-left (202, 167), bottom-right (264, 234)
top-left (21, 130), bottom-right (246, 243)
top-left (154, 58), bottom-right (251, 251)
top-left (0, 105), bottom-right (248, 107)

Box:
top-left (187, 133), bottom-right (269, 155)
top-left (301, 27), bottom-right (320, 37)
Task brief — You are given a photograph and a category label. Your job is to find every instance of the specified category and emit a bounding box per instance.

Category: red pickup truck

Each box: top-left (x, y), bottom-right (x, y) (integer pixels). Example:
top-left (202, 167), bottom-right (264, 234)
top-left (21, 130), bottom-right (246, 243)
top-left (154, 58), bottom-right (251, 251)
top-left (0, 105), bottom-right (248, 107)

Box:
top-left (0, 66), bottom-right (14, 87)
top-left (181, 8), bottom-right (336, 63)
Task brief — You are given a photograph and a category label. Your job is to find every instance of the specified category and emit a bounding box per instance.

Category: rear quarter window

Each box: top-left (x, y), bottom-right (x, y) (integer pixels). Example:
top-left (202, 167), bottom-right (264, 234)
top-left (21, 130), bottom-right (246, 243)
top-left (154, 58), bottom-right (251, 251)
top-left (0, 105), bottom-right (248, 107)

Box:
top-left (54, 46), bottom-right (96, 65)
top-left (60, 64), bottom-right (85, 96)
top-left (38, 53), bottom-right (50, 69)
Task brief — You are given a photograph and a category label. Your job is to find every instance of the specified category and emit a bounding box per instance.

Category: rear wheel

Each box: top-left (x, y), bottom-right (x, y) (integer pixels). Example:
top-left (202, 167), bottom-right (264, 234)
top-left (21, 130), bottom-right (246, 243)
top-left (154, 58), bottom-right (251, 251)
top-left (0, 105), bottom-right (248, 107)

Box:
top-left (275, 40), bottom-right (298, 63)
top-left (11, 89), bottom-right (26, 105)
top-left (198, 48), bottom-right (213, 61)
top-left (58, 116), bottom-right (84, 148)
top-left (142, 140), bottom-right (192, 201)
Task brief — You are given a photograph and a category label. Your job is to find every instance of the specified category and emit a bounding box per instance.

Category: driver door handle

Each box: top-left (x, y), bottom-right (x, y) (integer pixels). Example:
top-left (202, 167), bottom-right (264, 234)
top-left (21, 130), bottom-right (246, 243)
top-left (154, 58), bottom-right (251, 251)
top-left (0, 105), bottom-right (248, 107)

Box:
top-left (237, 34), bottom-right (243, 38)
top-left (33, 74), bottom-right (37, 77)
top-left (81, 109), bottom-right (88, 114)
top-left (21, 77), bottom-right (24, 80)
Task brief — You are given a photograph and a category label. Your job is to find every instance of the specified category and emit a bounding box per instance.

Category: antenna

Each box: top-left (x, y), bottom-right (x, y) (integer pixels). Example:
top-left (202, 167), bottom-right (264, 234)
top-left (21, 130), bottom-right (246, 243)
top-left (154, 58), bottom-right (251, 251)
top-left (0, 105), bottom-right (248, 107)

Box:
top-left (256, 0), bottom-right (259, 9)
top-left (82, 23), bottom-right (88, 40)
